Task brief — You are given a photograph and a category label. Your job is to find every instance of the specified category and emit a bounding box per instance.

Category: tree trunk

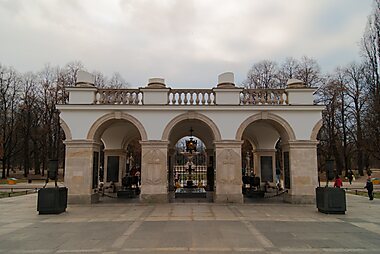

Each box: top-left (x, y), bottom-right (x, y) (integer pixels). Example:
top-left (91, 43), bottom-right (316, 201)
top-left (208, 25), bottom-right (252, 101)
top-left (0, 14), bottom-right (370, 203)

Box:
top-left (1, 159), bottom-right (5, 179)
top-left (357, 112), bottom-right (364, 176)
top-left (33, 140), bottom-right (41, 175)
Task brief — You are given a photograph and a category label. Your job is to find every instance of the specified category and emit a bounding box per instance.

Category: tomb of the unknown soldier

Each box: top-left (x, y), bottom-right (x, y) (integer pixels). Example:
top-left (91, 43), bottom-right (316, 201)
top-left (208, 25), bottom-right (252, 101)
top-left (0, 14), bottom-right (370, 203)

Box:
top-left (57, 71), bottom-right (324, 205)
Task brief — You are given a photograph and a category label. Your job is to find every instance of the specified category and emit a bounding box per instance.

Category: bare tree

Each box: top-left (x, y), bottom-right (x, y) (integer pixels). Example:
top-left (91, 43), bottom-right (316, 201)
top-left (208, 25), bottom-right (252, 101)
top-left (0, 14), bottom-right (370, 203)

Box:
top-left (244, 60), bottom-right (280, 89)
top-left (317, 75), bottom-right (344, 175)
top-left (296, 56), bottom-right (322, 87)
top-left (19, 72), bottom-right (40, 177)
top-left (92, 71), bottom-right (108, 88)
top-left (0, 65), bottom-right (20, 178)
top-left (108, 72), bottom-right (129, 88)
top-left (64, 61), bottom-right (85, 87)
top-left (344, 62), bottom-right (368, 175)
top-left (278, 57), bottom-right (300, 86)
top-left (361, 0), bottom-right (380, 161)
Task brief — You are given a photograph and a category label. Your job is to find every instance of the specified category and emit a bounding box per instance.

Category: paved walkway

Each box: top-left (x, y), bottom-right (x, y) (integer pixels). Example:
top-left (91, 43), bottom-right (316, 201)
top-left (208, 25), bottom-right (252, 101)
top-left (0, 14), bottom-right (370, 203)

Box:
top-left (0, 193), bottom-right (379, 254)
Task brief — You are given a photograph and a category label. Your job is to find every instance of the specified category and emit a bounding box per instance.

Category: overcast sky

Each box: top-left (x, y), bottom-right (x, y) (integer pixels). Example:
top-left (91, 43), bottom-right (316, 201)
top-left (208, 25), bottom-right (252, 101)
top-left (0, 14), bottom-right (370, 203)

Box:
top-left (0, 0), bottom-right (373, 88)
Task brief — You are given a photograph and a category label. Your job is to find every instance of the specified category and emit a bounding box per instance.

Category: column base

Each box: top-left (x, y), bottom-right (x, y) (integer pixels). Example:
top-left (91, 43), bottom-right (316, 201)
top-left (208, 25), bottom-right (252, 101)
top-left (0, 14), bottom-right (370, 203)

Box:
top-left (68, 193), bottom-right (99, 204)
top-left (140, 194), bottom-right (168, 203)
top-left (214, 193), bottom-right (243, 203)
top-left (284, 193), bottom-right (315, 204)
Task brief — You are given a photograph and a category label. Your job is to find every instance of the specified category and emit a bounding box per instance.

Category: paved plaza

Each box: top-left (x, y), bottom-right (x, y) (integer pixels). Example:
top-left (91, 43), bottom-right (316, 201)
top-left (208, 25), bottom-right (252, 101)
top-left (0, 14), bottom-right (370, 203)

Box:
top-left (0, 193), bottom-right (379, 254)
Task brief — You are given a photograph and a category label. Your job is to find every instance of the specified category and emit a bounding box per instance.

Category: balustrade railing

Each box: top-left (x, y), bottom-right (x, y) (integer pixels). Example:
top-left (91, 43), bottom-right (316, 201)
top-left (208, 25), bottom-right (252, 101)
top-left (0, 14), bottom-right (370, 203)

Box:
top-left (85, 88), bottom-right (288, 106)
top-left (94, 89), bottom-right (143, 105)
top-left (168, 89), bottom-right (216, 105)
top-left (240, 89), bottom-right (288, 105)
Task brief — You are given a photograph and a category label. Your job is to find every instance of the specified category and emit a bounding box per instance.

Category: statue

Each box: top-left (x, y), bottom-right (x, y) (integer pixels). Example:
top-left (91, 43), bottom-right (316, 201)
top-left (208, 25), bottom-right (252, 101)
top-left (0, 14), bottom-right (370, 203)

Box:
top-left (246, 152), bottom-right (251, 176)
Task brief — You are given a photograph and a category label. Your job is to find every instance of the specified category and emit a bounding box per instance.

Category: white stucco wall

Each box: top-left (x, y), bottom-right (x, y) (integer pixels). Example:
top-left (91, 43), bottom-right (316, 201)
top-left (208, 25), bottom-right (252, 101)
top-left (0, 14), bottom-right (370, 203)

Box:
top-left (58, 106), bottom-right (323, 142)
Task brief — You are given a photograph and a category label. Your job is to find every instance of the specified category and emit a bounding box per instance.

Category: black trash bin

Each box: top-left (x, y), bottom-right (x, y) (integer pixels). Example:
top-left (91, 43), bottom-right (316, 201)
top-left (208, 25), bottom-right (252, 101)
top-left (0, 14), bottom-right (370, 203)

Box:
top-left (316, 187), bottom-right (346, 214)
top-left (37, 187), bottom-right (68, 214)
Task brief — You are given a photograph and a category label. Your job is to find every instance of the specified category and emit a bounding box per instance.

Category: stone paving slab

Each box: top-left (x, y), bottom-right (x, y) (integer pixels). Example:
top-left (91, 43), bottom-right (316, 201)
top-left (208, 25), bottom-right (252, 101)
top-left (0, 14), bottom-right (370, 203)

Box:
top-left (0, 193), bottom-right (379, 253)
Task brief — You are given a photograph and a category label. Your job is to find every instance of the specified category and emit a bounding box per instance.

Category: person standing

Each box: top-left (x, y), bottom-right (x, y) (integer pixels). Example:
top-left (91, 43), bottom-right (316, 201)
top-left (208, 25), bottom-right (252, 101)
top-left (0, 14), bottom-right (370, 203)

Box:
top-left (334, 175), bottom-right (343, 188)
top-left (364, 176), bottom-right (374, 200)
top-left (348, 170), bottom-right (354, 185)
top-left (135, 170), bottom-right (141, 186)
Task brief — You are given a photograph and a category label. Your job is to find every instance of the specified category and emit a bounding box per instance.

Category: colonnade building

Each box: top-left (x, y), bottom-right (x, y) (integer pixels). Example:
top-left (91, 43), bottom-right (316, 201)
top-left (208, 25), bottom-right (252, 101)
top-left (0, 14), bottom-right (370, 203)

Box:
top-left (57, 71), bottom-right (323, 204)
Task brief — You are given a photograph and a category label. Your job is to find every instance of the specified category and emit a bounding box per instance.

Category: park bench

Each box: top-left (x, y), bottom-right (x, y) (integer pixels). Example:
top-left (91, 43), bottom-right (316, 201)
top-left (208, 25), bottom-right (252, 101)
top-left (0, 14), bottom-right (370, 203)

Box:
top-left (27, 175), bottom-right (47, 183)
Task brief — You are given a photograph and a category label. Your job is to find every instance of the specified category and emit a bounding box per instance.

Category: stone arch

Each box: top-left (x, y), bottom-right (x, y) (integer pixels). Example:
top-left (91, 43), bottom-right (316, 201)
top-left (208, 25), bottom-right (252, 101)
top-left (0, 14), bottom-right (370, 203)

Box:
top-left (60, 119), bottom-right (72, 141)
top-left (161, 111), bottom-right (222, 141)
top-left (87, 112), bottom-right (148, 141)
top-left (245, 136), bottom-right (258, 150)
top-left (235, 112), bottom-right (296, 141)
top-left (310, 119), bottom-right (323, 141)
top-left (121, 135), bottom-right (140, 150)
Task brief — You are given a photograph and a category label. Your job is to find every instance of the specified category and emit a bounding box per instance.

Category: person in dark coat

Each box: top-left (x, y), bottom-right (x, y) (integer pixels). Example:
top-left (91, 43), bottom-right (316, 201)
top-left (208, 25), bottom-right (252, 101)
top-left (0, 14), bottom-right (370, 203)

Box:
top-left (364, 176), bottom-right (374, 200)
top-left (348, 170), bottom-right (354, 185)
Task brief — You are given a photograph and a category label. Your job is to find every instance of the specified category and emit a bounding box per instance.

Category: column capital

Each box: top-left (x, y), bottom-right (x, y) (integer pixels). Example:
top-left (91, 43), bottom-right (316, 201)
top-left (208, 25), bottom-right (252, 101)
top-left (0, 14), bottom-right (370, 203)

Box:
top-left (64, 139), bottom-right (101, 149)
top-left (253, 148), bottom-right (276, 153)
top-left (103, 149), bottom-right (127, 154)
top-left (283, 140), bottom-right (319, 149)
top-left (139, 140), bottom-right (169, 149)
top-left (214, 140), bottom-right (243, 148)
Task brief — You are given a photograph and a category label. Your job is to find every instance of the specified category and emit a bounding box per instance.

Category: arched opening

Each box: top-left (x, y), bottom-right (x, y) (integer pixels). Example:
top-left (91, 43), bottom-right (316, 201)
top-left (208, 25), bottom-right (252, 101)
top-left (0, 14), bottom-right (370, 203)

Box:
top-left (237, 113), bottom-right (294, 201)
top-left (166, 118), bottom-right (218, 202)
top-left (88, 113), bottom-right (146, 202)
top-left (172, 136), bottom-right (207, 188)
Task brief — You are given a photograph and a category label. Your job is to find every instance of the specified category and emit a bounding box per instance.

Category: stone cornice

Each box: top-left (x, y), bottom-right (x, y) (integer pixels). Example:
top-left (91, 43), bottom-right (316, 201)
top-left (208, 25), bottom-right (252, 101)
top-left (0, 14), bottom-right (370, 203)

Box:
top-left (57, 104), bottom-right (325, 111)
top-left (139, 88), bottom-right (171, 92)
top-left (65, 87), bottom-right (97, 92)
top-left (285, 88), bottom-right (317, 92)
top-left (213, 86), bottom-right (243, 91)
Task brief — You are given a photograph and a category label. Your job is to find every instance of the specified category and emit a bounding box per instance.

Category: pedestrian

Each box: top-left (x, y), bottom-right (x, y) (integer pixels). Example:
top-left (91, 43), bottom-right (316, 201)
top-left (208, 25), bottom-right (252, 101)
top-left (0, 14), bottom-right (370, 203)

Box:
top-left (364, 176), bottom-right (374, 200)
top-left (334, 175), bottom-right (343, 188)
top-left (135, 170), bottom-right (141, 186)
top-left (276, 166), bottom-right (281, 185)
top-left (348, 170), bottom-right (354, 185)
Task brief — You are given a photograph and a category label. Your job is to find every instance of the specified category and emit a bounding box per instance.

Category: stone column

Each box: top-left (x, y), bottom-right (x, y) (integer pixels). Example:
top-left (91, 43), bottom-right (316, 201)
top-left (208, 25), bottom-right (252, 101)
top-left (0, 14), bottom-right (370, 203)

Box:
top-left (205, 148), bottom-right (215, 191)
top-left (283, 140), bottom-right (319, 204)
top-left (214, 141), bottom-right (243, 203)
top-left (168, 148), bottom-right (175, 191)
top-left (140, 140), bottom-right (169, 202)
top-left (103, 149), bottom-right (127, 188)
top-left (64, 140), bottom-right (100, 204)
top-left (254, 149), bottom-right (276, 183)
top-left (205, 149), bottom-right (214, 166)
top-left (253, 149), bottom-right (259, 175)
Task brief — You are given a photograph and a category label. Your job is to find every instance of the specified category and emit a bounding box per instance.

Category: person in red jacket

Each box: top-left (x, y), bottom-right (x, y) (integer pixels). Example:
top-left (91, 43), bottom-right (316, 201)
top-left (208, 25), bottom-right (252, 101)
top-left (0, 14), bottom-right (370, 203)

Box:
top-left (334, 175), bottom-right (343, 188)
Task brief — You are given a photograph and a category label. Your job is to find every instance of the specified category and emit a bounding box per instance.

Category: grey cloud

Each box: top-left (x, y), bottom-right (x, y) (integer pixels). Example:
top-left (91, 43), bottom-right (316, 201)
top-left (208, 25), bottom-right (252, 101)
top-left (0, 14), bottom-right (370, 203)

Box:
top-left (0, 0), bottom-right (374, 88)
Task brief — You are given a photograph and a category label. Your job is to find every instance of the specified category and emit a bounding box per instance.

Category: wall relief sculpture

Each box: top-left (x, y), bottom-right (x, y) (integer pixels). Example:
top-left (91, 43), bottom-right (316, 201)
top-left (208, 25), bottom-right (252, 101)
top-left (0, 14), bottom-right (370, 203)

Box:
top-left (218, 149), bottom-right (241, 185)
top-left (142, 149), bottom-right (165, 185)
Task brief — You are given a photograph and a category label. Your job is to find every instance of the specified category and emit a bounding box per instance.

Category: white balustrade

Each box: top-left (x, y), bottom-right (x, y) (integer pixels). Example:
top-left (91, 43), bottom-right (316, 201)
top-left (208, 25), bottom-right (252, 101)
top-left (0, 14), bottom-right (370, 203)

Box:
top-left (94, 89), bottom-right (143, 105)
top-left (168, 89), bottom-right (216, 105)
top-left (90, 88), bottom-right (288, 106)
top-left (240, 89), bottom-right (288, 105)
